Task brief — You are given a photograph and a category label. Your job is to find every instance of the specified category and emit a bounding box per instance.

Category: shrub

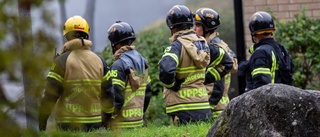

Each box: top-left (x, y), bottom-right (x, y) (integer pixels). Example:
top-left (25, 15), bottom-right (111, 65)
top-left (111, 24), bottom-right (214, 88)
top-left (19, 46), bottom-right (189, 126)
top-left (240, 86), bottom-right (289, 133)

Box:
top-left (274, 9), bottom-right (320, 89)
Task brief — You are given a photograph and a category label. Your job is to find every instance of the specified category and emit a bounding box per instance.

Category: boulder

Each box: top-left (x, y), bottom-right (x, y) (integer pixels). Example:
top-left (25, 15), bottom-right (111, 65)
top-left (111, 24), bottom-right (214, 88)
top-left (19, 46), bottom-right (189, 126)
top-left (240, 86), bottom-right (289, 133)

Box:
top-left (206, 83), bottom-right (320, 137)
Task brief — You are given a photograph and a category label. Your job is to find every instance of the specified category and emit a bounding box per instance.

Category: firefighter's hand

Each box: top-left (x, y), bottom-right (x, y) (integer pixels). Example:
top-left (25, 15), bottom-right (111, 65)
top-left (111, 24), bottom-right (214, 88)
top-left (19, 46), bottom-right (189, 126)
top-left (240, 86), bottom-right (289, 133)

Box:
top-left (169, 78), bottom-right (185, 92)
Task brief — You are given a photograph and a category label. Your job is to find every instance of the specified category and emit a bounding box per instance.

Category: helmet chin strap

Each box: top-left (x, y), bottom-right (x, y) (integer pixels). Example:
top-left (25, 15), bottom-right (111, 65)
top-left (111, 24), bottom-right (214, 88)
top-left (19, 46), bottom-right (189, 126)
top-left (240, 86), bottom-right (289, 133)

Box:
top-left (74, 33), bottom-right (85, 46)
top-left (203, 25), bottom-right (211, 37)
top-left (81, 37), bottom-right (85, 46)
top-left (251, 35), bottom-right (256, 43)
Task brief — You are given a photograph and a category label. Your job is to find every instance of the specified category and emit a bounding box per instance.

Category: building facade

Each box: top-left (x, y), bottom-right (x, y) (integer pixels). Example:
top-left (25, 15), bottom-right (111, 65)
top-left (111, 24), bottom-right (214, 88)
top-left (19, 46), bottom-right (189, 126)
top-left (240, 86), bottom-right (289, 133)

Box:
top-left (242, 0), bottom-right (320, 58)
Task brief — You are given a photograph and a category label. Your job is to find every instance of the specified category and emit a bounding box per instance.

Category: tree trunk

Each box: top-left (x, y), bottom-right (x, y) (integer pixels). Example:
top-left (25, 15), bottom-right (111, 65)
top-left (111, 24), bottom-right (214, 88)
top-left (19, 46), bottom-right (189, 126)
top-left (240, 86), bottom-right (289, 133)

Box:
top-left (84, 0), bottom-right (96, 51)
top-left (18, 0), bottom-right (38, 131)
top-left (59, 0), bottom-right (67, 46)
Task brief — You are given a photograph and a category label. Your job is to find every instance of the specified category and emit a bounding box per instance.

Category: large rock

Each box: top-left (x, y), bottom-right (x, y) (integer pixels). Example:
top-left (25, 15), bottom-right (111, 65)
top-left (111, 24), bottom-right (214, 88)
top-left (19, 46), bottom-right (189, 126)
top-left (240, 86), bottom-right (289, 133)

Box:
top-left (207, 84), bottom-right (320, 137)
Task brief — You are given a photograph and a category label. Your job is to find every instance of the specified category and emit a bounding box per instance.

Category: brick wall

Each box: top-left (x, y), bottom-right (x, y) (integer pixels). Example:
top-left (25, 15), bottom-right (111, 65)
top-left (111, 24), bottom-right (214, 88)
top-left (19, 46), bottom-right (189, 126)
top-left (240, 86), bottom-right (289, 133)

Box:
top-left (242, 0), bottom-right (320, 59)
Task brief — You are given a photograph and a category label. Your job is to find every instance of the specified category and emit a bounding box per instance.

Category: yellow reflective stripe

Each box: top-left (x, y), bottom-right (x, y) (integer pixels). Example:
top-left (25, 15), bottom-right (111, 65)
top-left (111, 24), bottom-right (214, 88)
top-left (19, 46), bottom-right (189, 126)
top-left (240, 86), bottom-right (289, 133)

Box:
top-left (219, 96), bottom-right (230, 104)
top-left (125, 87), bottom-right (146, 92)
top-left (112, 78), bottom-right (125, 88)
top-left (102, 107), bottom-right (114, 114)
top-left (65, 79), bottom-right (101, 83)
top-left (65, 79), bottom-right (101, 86)
top-left (210, 105), bottom-right (216, 110)
top-left (115, 120), bottom-right (144, 128)
top-left (56, 116), bottom-right (101, 123)
top-left (176, 66), bottom-right (206, 74)
top-left (207, 67), bottom-right (221, 81)
top-left (225, 73), bottom-right (231, 84)
top-left (251, 68), bottom-right (271, 76)
top-left (147, 76), bottom-right (151, 83)
top-left (47, 72), bottom-right (64, 83)
top-left (125, 84), bottom-right (147, 92)
top-left (163, 81), bottom-right (174, 88)
top-left (166, 102), bottom-right (210, 113)
top-left (126, 83), bottom-right (147, 88)
top-left (249, 44), bottom-right (254, 54)
top-left (66, 83), bottom-right (101, 86)
top-left (162, 53), bottom-right (179, 67)
top-left (212, 110), bottom-right (222, 118)
top-left (271, 51), bottom-right (277, 83)
top-left (209, 48), bottom-right (225, 67)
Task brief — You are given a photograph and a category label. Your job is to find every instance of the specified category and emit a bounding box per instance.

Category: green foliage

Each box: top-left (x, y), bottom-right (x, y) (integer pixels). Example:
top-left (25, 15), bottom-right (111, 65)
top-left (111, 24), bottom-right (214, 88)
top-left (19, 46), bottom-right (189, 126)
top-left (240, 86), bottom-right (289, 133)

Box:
top-left (135, 23), bottom-right (170, 94)
top-left (274, 9), bottom-right (320, 89)
top-left (40, 121), bottom-right (213, 137)
top-left (100, 45), bottom-right (114, 66)
top-left (144, 94), bottom-right (170, 126)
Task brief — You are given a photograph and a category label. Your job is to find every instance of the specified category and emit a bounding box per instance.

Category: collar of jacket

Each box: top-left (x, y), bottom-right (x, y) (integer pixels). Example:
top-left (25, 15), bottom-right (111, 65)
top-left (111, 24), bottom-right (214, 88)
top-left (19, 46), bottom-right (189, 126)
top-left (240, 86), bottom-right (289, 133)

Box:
top-left (60, 39), bottom-right (92, 54)
top-left (169, 29), bottom-right (194, 43)
top-left (206, 31), bottom-right (219, 42)
top-left (113, 45), bottom-right (135, 60)
top-left (251, 37), bottom-right (275, 53)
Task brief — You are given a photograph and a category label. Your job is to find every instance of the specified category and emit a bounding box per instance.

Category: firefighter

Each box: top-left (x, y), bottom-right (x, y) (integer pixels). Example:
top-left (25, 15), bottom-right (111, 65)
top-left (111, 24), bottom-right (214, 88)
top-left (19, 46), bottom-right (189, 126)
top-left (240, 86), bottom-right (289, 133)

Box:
top-left (193, 8), bottom-right (236, 118)
top-left (244, 11), bottom-right (294, 91)
top-left (38, 15), bottom-right (108, 131)
top-left (101, 21), bottom-right (152, 129)
top-left (159, 5), bottom-right (212, 125)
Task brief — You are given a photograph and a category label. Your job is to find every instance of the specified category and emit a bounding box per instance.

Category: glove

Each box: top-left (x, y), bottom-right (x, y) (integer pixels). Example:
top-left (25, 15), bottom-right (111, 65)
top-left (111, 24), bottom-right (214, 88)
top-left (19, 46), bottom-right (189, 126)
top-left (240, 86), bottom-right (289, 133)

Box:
top-left (204, 73), bottom-right (214, 85)
top-left (168, 78), bottom-right (185, 92)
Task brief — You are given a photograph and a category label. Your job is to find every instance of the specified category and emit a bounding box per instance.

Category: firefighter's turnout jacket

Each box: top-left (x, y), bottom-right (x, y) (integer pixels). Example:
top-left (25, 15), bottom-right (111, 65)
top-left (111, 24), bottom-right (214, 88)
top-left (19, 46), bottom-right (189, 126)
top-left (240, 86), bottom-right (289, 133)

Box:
top-left (101, 45), bottom-right (151, 129)
top-left (205, 32), bottom-right (235, 116)
top-left (159, 29), bottom-right (212, 124)
top-left (245, 38), bottom-right (291, 91)
top-left (39, 39), bottom-right (108, 131)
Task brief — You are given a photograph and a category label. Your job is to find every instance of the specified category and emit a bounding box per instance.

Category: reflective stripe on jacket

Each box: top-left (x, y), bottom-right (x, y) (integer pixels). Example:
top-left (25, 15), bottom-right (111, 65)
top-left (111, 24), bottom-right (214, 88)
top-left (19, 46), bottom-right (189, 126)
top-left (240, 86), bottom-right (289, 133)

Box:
top-left (159, 29), bottom-right (211, 114)
top-left (247, 38), bottom-right (280, 91)
top-left (43, 39), bottom-right (107, 124)
top-left (102, 45), bottom-right (150, 128)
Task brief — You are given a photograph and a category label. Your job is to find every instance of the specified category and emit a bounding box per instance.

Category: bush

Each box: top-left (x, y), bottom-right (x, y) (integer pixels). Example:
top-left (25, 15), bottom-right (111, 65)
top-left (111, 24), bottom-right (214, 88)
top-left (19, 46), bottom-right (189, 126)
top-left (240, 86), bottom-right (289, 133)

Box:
top-left (135, 22), bottom-right (170, 94)
top-left (274, 9), bottom-right (320, 90)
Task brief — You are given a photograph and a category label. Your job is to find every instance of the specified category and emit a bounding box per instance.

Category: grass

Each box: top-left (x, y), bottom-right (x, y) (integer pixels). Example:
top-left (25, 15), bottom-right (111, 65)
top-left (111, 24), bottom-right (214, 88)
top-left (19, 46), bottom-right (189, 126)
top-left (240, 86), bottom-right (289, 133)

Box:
top-left (40, 121), bottom-right (214, 137)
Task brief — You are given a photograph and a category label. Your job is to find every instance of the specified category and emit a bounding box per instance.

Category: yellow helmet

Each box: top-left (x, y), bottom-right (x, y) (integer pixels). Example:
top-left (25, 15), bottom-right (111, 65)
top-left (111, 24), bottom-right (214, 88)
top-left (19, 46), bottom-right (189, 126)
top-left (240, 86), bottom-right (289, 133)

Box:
top-left (63, 15), bottom-right (90, 37)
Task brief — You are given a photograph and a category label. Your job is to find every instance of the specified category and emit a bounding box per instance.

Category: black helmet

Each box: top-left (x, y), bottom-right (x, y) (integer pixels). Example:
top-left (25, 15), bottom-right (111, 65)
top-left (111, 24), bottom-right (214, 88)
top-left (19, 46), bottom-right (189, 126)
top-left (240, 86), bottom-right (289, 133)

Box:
top-left (249, 11), bottom-right (275, 35)
top-left (194, 8), bottom-right (220, 31)
top-left (166, 5), bottom-right (193, 29)
top-left (107, 21), bottom-right (136, 46)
